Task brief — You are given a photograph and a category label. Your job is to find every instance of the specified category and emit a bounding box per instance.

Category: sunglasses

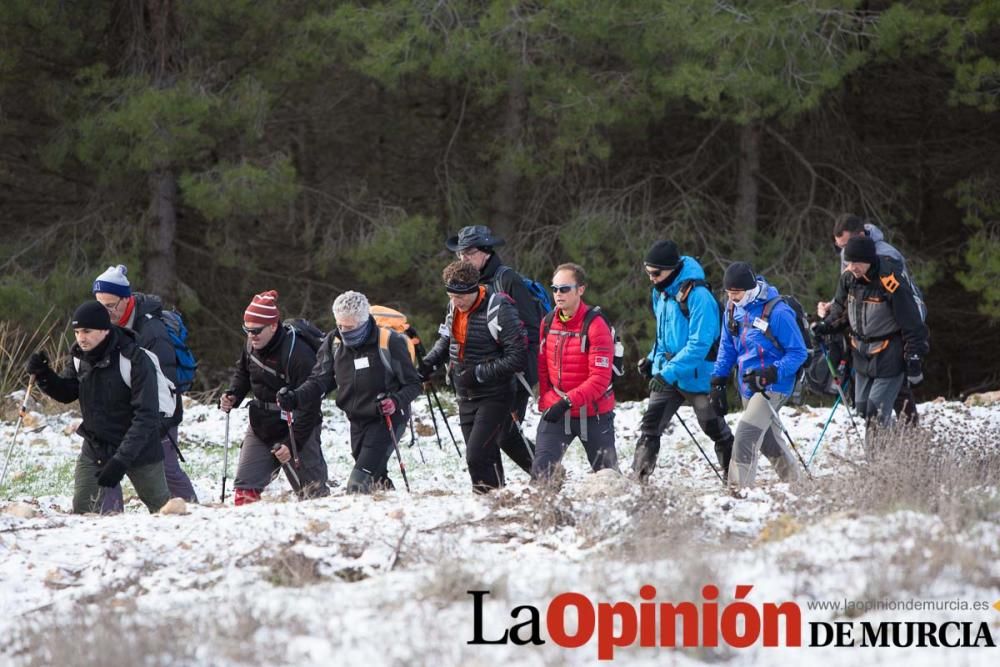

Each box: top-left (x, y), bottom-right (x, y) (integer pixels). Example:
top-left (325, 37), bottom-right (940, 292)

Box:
top-left (551, 284), bottom-right (577, 294)
top-left (645, 267), bottom-right (666, 278)
top-left (242, 324), bottom-right (266, 336)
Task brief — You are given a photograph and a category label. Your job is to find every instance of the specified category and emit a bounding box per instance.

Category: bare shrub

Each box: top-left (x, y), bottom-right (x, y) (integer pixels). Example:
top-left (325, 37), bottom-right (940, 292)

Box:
top-left (263, 546), bottom-right (325, 587)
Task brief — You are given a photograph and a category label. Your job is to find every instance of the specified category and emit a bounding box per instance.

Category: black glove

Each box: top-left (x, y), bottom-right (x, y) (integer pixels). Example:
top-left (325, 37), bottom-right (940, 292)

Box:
top-left (95, 458), bottom-right (128, 488)
top-left (648, 376), bottom-right (670, 394)
top-left (26, 350), bottom-right (50, 376)
top-left (709, 378), bottom-right (729, 416)
top-left (905, 355), bottom-right (923, 386)
top-left (417, 361), bottom-right (435, 383)
top-left (276, 386), bottom-right (297, 411)
top-left (542, 398), bottom-right (571, 423)
top-left (743, 366), bottom-right (778, 393)
top-left (811, 320), bottom-right (835, 337)
top-left (637, 357), bottom-right (653, 380)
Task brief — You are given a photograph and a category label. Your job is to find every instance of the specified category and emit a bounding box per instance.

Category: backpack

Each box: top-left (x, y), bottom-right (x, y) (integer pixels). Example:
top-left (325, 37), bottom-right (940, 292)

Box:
top-left (141, 309), bottom-right (197, 393)
top-left (540, 305), bottom-right (624, 397)
top-left (492, 265), bottom-right (553, 318)
top-left (725, 294), bottom-right (815, 403)
top-left (371, 305), bottom-right (423, 362)
top-left (75, 348), bottom-right (176, 419)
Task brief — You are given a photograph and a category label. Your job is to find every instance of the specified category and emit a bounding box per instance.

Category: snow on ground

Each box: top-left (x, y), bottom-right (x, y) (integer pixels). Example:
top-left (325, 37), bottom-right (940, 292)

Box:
top-left (1, 392), bottom-right (999, 666)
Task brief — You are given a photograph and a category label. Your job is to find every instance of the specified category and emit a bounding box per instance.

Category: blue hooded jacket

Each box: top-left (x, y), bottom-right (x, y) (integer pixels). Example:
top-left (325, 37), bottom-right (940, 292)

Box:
top-left (646, 256), bottom-right (720, 394)
top-left (712, 277), bottom-right (808, 399)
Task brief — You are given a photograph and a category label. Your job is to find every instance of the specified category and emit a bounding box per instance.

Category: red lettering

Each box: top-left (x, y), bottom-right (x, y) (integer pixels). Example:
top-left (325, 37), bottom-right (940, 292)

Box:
top-left (547, 593), bottom-right (595, 648)
top-left (762, 602), bottom-right (801, 647)
top-left (597, 602), bottom-right (638, 660)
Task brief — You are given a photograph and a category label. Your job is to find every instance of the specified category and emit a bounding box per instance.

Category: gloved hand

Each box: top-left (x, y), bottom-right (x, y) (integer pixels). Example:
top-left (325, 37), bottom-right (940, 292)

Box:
top-left (648, 376), bottom-right (670, 394)
top-left (276, 386), bottom-right (297, 411)
top-left (637, 357), bottom-right (653, 380)
top-left (710, 377), bottom-right (729, 416)
top-left (376, 392), bottom-right (397, 416)
top-left (743, 366), bottom-right (778, 393)
top-left (26, 350), bottom-right (50, 376)
top-left (542, 398), bottom-right (571, 423)
top-left (905, 355), bottom-right (923, 386)
top-left (417, 361), bottom-right (435, 383)
top-left (811, 320), bottom-right (835, 338)
top-left (95, 458), bottom-right (128, 488)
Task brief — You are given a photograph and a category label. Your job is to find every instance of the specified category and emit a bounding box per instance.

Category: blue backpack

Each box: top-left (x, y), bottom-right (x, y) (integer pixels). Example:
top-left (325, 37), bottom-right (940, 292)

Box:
top-left (492, 266), bottom-right (553, 317)
top-left (158, 310), bottom-right (197, 392)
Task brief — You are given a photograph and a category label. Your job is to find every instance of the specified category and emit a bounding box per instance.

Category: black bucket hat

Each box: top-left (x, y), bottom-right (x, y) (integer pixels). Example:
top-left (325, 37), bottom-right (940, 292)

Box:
top-left (445, 225), bottom-right (506, 252)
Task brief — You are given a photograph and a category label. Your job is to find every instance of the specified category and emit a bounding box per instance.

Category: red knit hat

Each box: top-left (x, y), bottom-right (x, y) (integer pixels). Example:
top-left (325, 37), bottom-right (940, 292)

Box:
top-left (244, 290), bottom-right (280, 326)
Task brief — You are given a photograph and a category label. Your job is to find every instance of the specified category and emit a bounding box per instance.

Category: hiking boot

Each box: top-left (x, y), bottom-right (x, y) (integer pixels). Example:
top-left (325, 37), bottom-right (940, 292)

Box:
top-left (714, 435), bottom-right (733, 483)
top-left (630, 435), bottom-right (660, 482)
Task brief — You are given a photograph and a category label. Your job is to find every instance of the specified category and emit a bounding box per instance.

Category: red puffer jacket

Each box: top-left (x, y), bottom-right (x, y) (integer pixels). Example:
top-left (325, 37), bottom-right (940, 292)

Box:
top-left (538, 302), bottom-right (615, 417)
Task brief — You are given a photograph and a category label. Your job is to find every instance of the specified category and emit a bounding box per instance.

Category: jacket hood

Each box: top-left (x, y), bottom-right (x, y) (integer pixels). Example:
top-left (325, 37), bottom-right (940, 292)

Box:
top-left (730, 277), bottom-right (778, 320)
top-left (865, 223), bottom-right (885, 244)
top-left (133, 292), bottom-right (164, 319)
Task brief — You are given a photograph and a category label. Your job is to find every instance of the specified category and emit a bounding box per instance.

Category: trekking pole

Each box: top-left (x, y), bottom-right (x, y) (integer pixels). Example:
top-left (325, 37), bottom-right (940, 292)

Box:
top-left (380, 404), bottom-right (410, 493)
top-left (760, 392), bottom-right (813, 480)
top-left (673, 411), bottom-right (725, 485)
top-left (408, 412), bottom-right (425, 464)
top-left (808, 385), bottom-right (847, 467)
top-left (220, 409), bottom-right (232, 503)
top-left (284, 410), bottom-right (302, 469)
top-left (430, 385), bottom-right (463, 459)
top-left (818, 341), bottom-right (864, 447)
top-left (424, 388), bottom-right (444, 450)
top-left (509, 411), bottom-right (535, 463)
top-left (0, 376), bottom-right (35, 491)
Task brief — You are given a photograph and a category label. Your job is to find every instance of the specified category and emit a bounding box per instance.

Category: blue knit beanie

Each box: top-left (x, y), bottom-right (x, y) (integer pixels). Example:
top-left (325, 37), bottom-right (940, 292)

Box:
top-left (92, 264), bottom-right (131, 298)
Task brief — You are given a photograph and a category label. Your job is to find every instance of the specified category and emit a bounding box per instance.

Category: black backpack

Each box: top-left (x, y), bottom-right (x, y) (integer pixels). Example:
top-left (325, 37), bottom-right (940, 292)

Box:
top-left (246, 318), bottom-right (325, 384)
top-left (541, 306), bottom-right (624, 397)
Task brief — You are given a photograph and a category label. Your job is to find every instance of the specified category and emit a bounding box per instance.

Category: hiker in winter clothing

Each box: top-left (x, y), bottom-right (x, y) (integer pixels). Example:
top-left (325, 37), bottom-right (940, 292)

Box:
top-left (632, 240), bottom-right (734, 482)
top-left (419, 261), bottom-right (528, 493)
top-left (711, 263), bottom-right (809, 488)
top-left (26, 301), bottom-right (170, 514)
top-left (280, 291), bottom-right (421, 494)
top-left (446, 225), bottom-right (539, 476)
top-left (220, 291), bottom-right (329, 503)
top-left (813, 237), bottom-right (930, 457)
top-left (815, 215), bottom-right (923, 423)
top-left (92, 264), bottom-right (198, 508)
top-left (533, 263), bottom-right (618, 482)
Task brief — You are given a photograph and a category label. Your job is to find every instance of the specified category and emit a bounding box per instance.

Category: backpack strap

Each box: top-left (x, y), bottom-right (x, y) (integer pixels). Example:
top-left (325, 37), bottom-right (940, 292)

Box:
top-left (491, 265), bottom-right (509, 297)
top-left (676, 279), bottom-right (708, 319)
top-left (759, 297), bottom-right (786, 354)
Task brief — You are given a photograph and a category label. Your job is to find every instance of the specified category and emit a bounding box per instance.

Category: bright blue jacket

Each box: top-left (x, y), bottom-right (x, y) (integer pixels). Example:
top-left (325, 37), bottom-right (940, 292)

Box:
top-left (646, 256), bottom-right (720, 394)
top-left (712, 278), bottom-right (809, 399)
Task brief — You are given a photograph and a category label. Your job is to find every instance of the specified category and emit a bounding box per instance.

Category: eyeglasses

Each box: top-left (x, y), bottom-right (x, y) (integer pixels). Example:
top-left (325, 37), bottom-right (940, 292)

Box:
top-left (550, 284), bottom-right (577, 294)
top-left (456, 248), bottom-right (482, 259)
top-left (98, 297), bottom-right (124, 312)
top-left (644, 267), bottom-right (666, 278)
top-left (242, 325), bottom-right (266, 336)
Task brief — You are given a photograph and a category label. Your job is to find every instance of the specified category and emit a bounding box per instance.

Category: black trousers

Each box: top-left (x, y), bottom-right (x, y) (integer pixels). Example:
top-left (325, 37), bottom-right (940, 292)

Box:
top-left (348, 411), bottom-right (407, 493)
top-left (459, 393), bottom-right (514, 494)
top-left (495, 383), bottom-right (534, 475)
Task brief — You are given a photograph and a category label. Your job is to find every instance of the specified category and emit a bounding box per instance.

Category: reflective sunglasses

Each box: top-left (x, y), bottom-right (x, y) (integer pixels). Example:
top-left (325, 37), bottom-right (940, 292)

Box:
top-left (551, 284), bottom-right (577, 294)
top-left (242, 324), bottom-right (266, 336)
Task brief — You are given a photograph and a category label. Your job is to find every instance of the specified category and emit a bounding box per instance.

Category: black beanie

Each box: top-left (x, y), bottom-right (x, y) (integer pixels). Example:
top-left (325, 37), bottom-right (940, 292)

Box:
top-left (844, 236), bottom-right (877, 265)
top-left (644, 240), bottom-right (680, 269)
top-left (71, 301), bottom-right (112, 330)
top-left (723, 262), bottom-right (757, 290)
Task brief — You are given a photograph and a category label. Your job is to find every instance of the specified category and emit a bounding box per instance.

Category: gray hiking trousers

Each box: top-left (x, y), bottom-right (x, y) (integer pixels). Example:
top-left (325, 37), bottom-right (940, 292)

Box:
top-left (234, 424), bottom-right (330, 499)
top-left (729, 392), bottom-right (800, 489)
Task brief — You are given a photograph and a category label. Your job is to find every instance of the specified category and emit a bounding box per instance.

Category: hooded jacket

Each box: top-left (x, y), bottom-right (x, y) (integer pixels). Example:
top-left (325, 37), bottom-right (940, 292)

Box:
top-left (124, 292), bottom-right (183, 427)
top-left (480, 252), bottom-right (541, 386)
top-left (33, 327), bottom-right (163, 467)
top-left (713, 278), bottom-right (809, 398)
top-left (646, 256), bottom-right (720, 394)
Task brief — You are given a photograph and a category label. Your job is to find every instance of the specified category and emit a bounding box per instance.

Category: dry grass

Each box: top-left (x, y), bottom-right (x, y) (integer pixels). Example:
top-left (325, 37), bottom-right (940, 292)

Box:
top-left (0, 311), bottom-right (69, 412)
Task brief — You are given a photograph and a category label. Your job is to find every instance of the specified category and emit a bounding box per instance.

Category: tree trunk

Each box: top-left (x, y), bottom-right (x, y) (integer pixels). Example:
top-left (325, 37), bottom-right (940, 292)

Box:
top-left (490, 71), bottom-right (526, 248)
top-left (735, 122), bottom-right (761, 257)
top-left (146, 169), bottom-right (178, 303)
